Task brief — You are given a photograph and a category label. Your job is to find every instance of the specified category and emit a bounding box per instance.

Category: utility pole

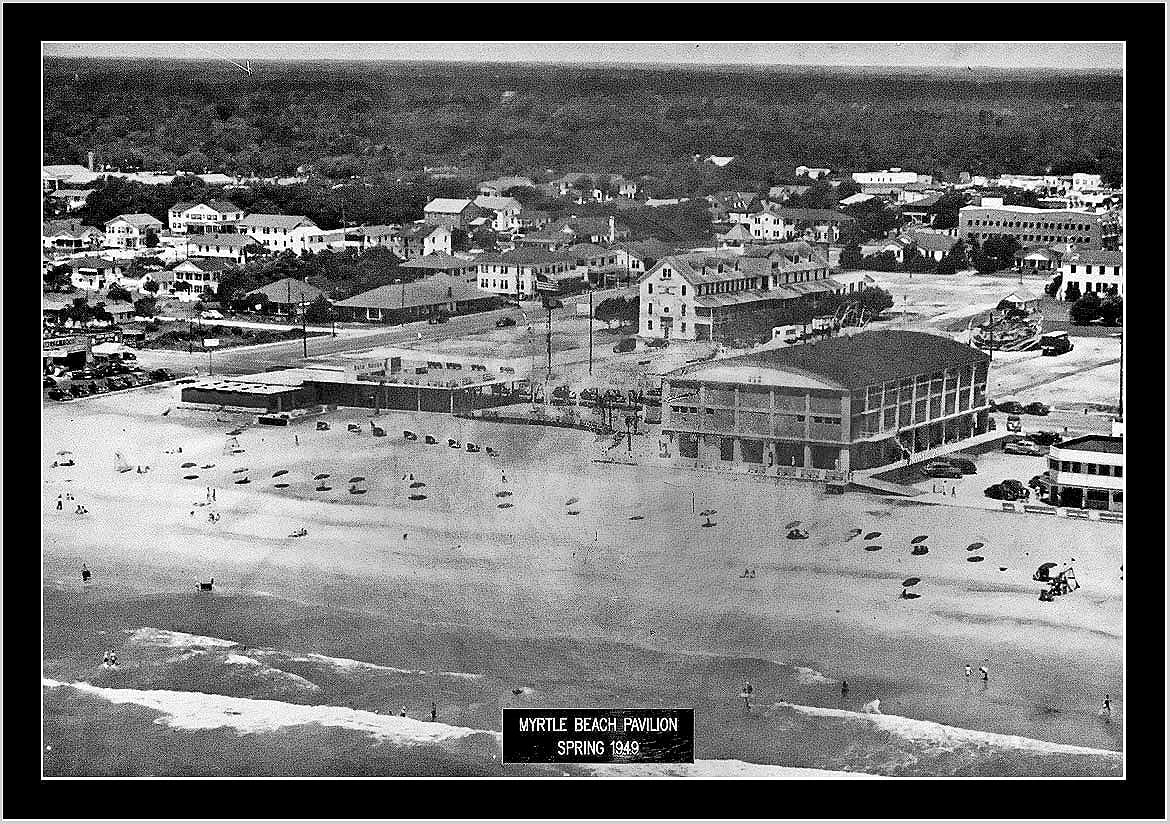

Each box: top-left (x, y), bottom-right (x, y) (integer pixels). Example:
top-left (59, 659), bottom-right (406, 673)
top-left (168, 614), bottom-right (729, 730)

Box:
top-left (546, 299), bottom-right (553, 381)
top-left (1118, 332), bottom-right (1123, 420)
top-left (302, 300), bottom-right (308, 358)
top-left (588, 289), bottom-right (594, 376)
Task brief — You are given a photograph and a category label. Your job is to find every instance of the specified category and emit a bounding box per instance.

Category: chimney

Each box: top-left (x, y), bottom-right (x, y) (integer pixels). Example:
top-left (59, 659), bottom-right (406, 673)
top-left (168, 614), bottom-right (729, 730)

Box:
top-left (87, 151), bottom-right (95, 172)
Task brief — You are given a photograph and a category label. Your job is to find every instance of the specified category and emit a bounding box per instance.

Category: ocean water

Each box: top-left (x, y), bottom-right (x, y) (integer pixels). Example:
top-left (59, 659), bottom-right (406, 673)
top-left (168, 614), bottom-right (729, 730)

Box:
top-left (42, 587), bottom-right (1120, 777)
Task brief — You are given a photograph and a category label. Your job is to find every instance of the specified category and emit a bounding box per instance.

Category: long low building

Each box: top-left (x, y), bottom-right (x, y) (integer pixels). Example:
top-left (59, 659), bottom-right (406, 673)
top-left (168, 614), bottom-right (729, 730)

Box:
top-left (660, 330), bottom-right (991, 475)
top-left (334, 274), bottom-right (498, 323)
top-left (1039, 435), bottom-right (1123, 512)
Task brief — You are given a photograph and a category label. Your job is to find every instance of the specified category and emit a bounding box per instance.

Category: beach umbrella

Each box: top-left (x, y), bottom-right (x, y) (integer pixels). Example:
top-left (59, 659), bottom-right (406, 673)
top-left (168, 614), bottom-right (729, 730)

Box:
top-left (967, 555), bottom-right (984, 563)
top-left (314, 473), bottom-right (330, 480)
top-left (700, 509), bottom-right (717, 516)
top-left (902, 591), bottom-right (921, 600)
top-left (272, 470), bottom-right (288, 478)
top-left (864, 545), bottom-right (881, 552)
top-left (226, 429), bottom-right (243, 436)
top-left (200, 464), bottom-right (215, 469)
top-left (235, 478), bottom-right (251, 485)
top-left (902, 577), bottom-right (921, 587)
top-left (846, 528), bottom-right (863, 540)
top-left (966, 542), bottom-right (985, 552)
top-left (1038, 562), bottom-right (1058, 572)
top-left (232, 467), bottom-right (248, 474)
top-left (911, 546), bottom-right (929, 556)
top-left (565, 497), bottom-right (579, 506)
top-left (316, 484), bottom-right (332, 491)
top-left (410, 481), bottom-right (426, 489)
top-left (865, 531), bottom-right (882, 540)
top-left (410, 493), bottom-right (427, 501)
top-left (911, 535), bottom-right (928, 544)
top-left (350, 476), bottom-right (366, 483)
top-left (181, 462), bottom-right (196, 468)
top-left (57, 450), bottom-right (73, 456)
top-left (785, 520), bottom-right (801, 530)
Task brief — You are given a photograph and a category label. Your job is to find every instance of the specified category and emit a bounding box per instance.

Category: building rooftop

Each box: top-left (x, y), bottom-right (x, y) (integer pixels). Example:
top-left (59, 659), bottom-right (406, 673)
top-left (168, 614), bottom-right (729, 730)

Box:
top-left (424, 198), bottom-right (475, 214)
top-left (335, 274), bottom-right (492, 310)
top-left (474, 195), bottom-right (522, 212)
top-left (107, 213), bottom-right (163, 228)
top-left (669, 330), bottom-right (987, 391)
top-left (187, 232), bottom-right (250, 248)
top-left (251, 278), bottom-right (326, 304)
top-left (399, 252), bottom-right (476, 270)
top-left (1055, 435), bottom-right (1123, 455)
top-left (238, 214), bottom-right (318, 230)
top-left (1065, 249), bottom-right (1123, 267)
top-left (476, 247), bottom-right (571, 265)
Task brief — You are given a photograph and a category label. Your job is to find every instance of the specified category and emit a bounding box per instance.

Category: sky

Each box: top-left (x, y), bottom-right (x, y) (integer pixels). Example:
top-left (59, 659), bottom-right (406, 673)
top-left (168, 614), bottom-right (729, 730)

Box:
top-left (43, 41), bottom-right (1123, 70)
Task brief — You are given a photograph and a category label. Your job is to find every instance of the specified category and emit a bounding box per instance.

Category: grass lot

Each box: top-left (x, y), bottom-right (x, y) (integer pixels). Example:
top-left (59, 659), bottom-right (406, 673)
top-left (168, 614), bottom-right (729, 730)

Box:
top-left (137, 320), bottom-right (327, 352)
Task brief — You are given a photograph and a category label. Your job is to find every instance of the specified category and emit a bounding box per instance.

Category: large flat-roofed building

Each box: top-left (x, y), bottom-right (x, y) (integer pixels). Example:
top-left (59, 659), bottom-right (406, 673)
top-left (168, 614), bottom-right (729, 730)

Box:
top-left (1040, 435), bottom-right (1123, 512)
top-left (660, 330), bottom-right (991, 475)
top-left (959, 199), bottom-right (1120, 250)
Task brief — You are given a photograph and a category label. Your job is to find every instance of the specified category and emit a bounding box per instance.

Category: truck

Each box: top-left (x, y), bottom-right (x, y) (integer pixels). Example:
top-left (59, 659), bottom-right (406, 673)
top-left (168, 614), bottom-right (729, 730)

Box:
top-left (1040, 332), bottom-right (1073, 356)
top-left (772, 325), bottom-right (804, 345)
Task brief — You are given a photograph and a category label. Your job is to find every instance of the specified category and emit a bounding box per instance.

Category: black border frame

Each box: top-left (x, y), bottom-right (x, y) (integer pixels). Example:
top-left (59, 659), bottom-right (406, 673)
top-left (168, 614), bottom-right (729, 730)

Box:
top-left (9, 6), bottom-right (1164, 820)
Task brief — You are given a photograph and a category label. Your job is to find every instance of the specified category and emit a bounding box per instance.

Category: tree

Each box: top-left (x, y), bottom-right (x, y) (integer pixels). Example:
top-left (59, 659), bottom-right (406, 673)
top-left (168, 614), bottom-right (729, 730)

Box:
top-left (594, 296), bottom-right (638, 326)
top-left (244, 292), bottom-right (274, 314)
top-left (242, 242), bottom-right (269, 261)
top-left (927, 191), bottom-right (968, 230)
top-left (172, 280), bottom-right (192, 293)
top-left (143, 229), bottom-right (160, 248)
top-left (107, 284), bottom-right (133, 303)
top-left (450, 228), bottom-right (471, 252)
top-left (304, 295), bottom-right (334, 323)
top-left (1063, 281), bottom-right (1082, 302)
top-left (839, 244), bottom-right (863, 269)
top-left (844, 198), bottom-right (900, 241)
top-left (44, 264), bottom-right (72, 291)
top-left (934, 240), bottom-right (967, 275)
top-left (1098, 294), bottom-right (1122, 326)
top-left (1044, 273), bottom-right (1063, 298)
top-left (971, 234), bottom-right (1018, 274)
top-left (134, 296), bottom-right (158, 318)
top-left (1069, 291), bottom-right (1101, 325)
top-left (143, 280), bottom-right (160, 294)
top-left (856, 287), bottom-right (894, 318)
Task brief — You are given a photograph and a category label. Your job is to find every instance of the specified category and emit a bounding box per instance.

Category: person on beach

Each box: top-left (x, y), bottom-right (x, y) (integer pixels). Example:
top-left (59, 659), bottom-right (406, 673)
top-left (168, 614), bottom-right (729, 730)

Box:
top-left (295, 435), bottom-right (299, 446)
top-left (1100, 694), bottom-right (1111, 719)
top-left (212, 488), bottom-right (216, 501)
top-left (964, 665), bottom-right (972, 678)
top-left (979, 666), bottom-right (988, 682)
top-left (81, 564), bottom-right (91, 584)
top-left (431, 702), bottom-right (438, 722)
top-left (102, 651), bottom-right (111, 667)
top-left (400, 706), bottom-right (407, 718)
top-left (742, 681), bottom-right (753, 711)
top-left (110, 652), bottom-right (118, 666)
top-left (57, 495), bottom-right (63, 511)
top-left (951, 486), bottom-right (956, 497)
top-left (841, 680), bottom-right (849, 698)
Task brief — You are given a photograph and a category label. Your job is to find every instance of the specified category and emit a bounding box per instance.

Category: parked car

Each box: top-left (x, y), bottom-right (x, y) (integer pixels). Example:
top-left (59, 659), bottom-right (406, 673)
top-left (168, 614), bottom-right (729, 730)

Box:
top-left (1027, 431), bottom-right (1063, 446)
top-left (47, 388), bottom-right (69, 401)
top-left (996, 400), bottom-right (1025, 414)
top-left (200, 310), bottom-right (225, 320)
top-left (983, 483), bottom-right (1007, 500)
top-left (938, 455), bottom-right (977, 475)
top-left (984, 479), bottom-right (1026, 502)
top-left (646, 338), bottom-right (669, 349)
top-left (70, 369), bottom-right (96, 381)
top-left (612, 338), bottom-right (637, 354)
top-left (1023, 402), bottom-right (1051, 416)
top-left (1005, 414), bottom-right (1022, 432)
top-left (1028, 474), bottom-right (1047, 490)
top-left (1000, 479), bottom-right (1027, 498)
top-left (495, 316), bottom-right (516, 328)
top-left (921, 460), bottom-right (963, 479)
top-left (43, 376), bottom-right (58, 389)
top-left (116, 351), bottom-right (137, 360)
top-left (149, 369), bottom-right (174, 382)
top-left (1004, 439), bottom-right (1047, 456)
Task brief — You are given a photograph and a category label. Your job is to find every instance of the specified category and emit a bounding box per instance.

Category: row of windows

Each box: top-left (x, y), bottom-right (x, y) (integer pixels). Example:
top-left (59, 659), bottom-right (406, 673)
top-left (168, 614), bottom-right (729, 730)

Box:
top-left (1068, 265), bottom-right (1120, 275)
top-left (970, 232), bottom-right (1091, 244)
top-left (647, 319), bottom-right (686, 332)
top-left (1049, 459), bottom-right (1122, 477)
top-left (966, 218), bottom-right (1094, 231)
top-left (646, 302), bottom-right (687, 316)
top-left (647, 283), bottom-right (686, 295)
top-left (1066, 282), bottom-right (1118, 294)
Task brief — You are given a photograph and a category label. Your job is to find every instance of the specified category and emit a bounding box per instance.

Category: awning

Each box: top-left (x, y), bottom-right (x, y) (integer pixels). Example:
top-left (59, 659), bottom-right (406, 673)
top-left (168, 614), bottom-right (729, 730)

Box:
top-left (92, 342), bottom-right (128, 355)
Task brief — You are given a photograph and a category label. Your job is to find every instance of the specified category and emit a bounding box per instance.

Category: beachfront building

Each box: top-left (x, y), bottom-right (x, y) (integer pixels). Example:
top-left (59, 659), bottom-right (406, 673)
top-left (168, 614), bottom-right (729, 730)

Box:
top-left (66, 256), bottom-right (125, 291)
top-left (959, 199), bottom-right (1121, 250)
top-left (660, 330), bottom-right (992, 476)
top-left (1060, 249), bottom-right (1123, 298)
top-left (637, 244), bottom-right (832, 343)
top-left (746, 207), bottom-right (854, 244)
top-left (1040, 435), bottom-right (1123, 512)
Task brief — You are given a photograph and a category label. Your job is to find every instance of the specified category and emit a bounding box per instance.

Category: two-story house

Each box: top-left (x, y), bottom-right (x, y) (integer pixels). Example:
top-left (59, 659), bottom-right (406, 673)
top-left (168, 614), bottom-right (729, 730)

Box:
top-left (47, 188), bottom-right (95, 212)
top-left (423, 198), bottom-right (479, 231)
top-left (473, 195), bottom-right (523, 232)
top-left (169, 258), bottom-right (237, 299)
top-left (1060, 249), bottom-right (1123, 298)
top-left (186, 233), bottom-right (252, 264)
top-left (167, 201), bottom-right (245, 234)
top-left (237, 214), bottom-right (321, 254)
top-left (103, 214), bottom-right (164, 249)
top-left (391, 223), bottom-right (453, 260)
top-left (43, 219), bottom-right (103, 252)
top-left (475, 248), bottom-right (575, 299)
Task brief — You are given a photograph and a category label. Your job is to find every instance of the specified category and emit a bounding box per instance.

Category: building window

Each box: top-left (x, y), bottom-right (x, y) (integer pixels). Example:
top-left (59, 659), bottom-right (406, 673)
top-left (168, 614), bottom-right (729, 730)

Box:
top-left (647, 319), bottom-right (653, 330)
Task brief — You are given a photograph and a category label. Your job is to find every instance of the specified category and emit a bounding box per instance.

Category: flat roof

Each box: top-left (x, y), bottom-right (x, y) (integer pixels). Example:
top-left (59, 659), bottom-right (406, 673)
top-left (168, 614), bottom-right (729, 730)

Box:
top-left (1056, 435), bottom-right (1123, 454)
top-left (186, 380), bottom-right (303, 395)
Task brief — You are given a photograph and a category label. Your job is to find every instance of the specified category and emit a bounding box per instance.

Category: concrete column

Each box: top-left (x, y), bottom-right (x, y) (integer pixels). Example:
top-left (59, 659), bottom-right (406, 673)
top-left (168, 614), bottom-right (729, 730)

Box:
top-left (838, 447), bottom-right (850, 473)
top-left (732, 438), bottom-right (744, 464)
top-left (804, 392), bottom-right (812, 440)
top-left (803, 444), bottom-right (812, 468)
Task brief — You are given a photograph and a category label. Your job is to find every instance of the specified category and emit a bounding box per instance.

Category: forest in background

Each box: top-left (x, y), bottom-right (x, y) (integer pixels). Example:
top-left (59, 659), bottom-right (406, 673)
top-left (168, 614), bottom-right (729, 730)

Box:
top-left (44, 59), bottom-right (1123, 192)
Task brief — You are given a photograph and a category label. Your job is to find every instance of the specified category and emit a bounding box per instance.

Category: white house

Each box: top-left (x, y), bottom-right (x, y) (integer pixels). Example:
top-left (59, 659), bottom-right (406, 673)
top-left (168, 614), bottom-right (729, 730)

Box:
top-left (474, 248), bottom-right (574, 299)
top-left (167, 201), bottom-right (244, 233)
top-left (103, 214), bottom-right (164, 249)
top-left (423, 198), bottom-right (478, 230)
top-left (1060, 249), bottom-right (1123, 298)
top-left (67, 256), bottom-right (126, 291)
top-left (851, 168), bottom-right (929, 186)
top-left (44, 219), bottom-right (103, 252)
top-left (169, 258), bottom-right (236, 300)
top-left (48, 188), bottom-right (94, 212)
top-left (392, 223), bottom-right (453, 260)
top-left (1071, 173), bottom-right (1103, 191)
top-left (477, 176), bottom-right (535, 197)
top-left (186, 232), bottom-right (251, 264)
top-left (473, 195), bottom-right (523, 232)
top-left (237, 214), bottom-right (321, 254)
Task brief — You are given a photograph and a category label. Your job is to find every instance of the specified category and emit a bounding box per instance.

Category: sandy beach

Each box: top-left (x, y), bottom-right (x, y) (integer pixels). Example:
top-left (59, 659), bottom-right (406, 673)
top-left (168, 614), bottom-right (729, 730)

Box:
top-left (42, 390), bottom-right (1124, 776)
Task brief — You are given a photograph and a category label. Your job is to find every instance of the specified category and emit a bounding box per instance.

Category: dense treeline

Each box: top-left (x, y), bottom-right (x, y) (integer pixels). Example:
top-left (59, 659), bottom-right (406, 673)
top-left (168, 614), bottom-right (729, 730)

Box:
top-left (44, 60), bottom-right (1122, 188)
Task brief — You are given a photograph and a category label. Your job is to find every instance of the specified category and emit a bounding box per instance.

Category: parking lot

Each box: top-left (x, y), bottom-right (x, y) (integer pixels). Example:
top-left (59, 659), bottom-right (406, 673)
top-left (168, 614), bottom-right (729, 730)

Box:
top-left (43, 358), bottom-right (181, 403)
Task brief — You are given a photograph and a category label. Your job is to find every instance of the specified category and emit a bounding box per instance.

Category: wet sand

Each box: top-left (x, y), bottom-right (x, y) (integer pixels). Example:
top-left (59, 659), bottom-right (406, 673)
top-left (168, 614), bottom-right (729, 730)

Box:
top-left (42, 392), bottom-right (1124, 773)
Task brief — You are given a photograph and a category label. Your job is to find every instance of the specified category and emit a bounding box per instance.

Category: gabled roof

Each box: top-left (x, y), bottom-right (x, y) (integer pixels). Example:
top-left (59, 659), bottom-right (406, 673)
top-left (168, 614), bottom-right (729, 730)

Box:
top-left (399, 252), bottom-right (476, 270)
top-left (335, 274), bottom-right (492, 310)
top-left (68, 256), bottom-right (121, 269)
top-left (396, 223), bottom-right (447, 240)
top-left (173, 257), bottom-right (236, 273)
top-left (1015, 245), bottom-right (1064, 260)
top-left (906, 231), bottom-right (959, 253)
top-left (250, 278), bottom-right (325, 304)
top-left (1002, 288), bottom-right (1040, 304)
top-left (758, 207), bottom-right (853, 223)
top-left (719, 224), bottom-right (754, 242)
top-left (107, 213), bottom-right (163, 228)
top-left (187, 233), bottom-right (250, 248)
top-left (170, 202), bottom-right (198, 213)
top-left (238, 214), bottom-right (318, 230)
top-left (670, 331), bottom-right (987, 390)
top-left (1064, 249), bottom-right (1122, 267)
top-left (424, 198), bottom-right (475, 214)
top-left (44, 220), bottom-right (102, 238)
top-left (565, 242), bottom-right (611, 258)
top-left (476, 247), bottom-right (571, 265)
top-left (901, 193), bottom-right (943, 210)
top-left (474, 195), bottom-right (522, 212)
top-left (49, 188), bottom-right (95, 198)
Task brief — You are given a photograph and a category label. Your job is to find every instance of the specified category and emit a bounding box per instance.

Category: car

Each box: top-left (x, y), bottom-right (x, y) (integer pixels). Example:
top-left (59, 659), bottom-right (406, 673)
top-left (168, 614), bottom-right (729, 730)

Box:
top-left (70, 369), bottom-right (96, 381)
top-left (1023, 402), bottom-right (1051, 416)
top-left (983, 483), bottom-right (1007, 500)
top-left (1004, 439), bottom-right (1047, 456)
top-left (1027, 431), bottom-right (1063, 447)
top-left (427, 313), bottom-right (449, 324)
top-left (920, 461), bottom-right (963, 479)
top-left (1028, 474), bottom-right (1047, 490)
top-left (43, 376), bottom-right (58, 389)
top-left (938, 455), bottom-right (977, 475)
top-left (118, 351), bottom-right (137, 360)
top-left (996, 400), bottom-right (1025, 415)
top-left (612, 338), bottom-right (636, 354)
top-left (646, 338), bottom-right (669, 349)
top-left (47, 388), bottom-right (69, 401)
top-left (200, 310), bottom-right (225, 320)
top-left (149, 369), bottom-right (174, 382)
top-left (1005, 414), bottom-right (1022, 432)
top-left (1000, 479), bottom-right (1027, 498)
top-left (495, 316), bottom-right (517, 328)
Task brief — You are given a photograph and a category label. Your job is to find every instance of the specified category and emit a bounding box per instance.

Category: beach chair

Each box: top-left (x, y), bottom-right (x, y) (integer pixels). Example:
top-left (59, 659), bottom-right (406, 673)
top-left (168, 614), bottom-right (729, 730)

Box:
top-left (197, 578), bottom-right (214, 591)
top-left (316, 421), bottom-right (330, 431)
